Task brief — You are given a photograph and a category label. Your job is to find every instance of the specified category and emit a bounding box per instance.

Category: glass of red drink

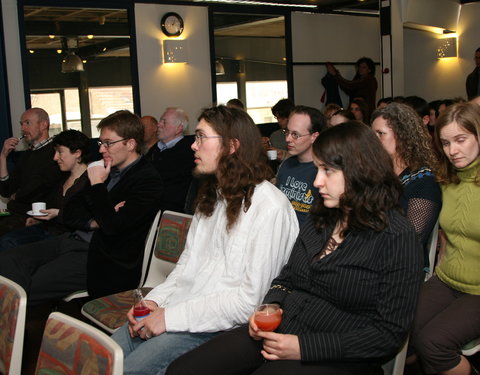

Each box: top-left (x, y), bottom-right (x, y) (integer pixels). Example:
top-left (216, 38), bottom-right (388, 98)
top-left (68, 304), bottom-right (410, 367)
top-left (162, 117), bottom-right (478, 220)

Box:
top-left (254, 304), bottom-right (282, 331)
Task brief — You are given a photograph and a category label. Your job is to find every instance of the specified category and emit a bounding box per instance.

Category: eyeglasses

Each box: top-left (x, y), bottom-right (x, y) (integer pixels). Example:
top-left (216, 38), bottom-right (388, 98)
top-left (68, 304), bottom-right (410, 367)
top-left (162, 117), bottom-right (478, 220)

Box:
top-left (282, 129), bottom-right (311, 140)
top-left (194, 134), bottom-right (223, 144)
top-left (97, 138), bottom-right (127, 148)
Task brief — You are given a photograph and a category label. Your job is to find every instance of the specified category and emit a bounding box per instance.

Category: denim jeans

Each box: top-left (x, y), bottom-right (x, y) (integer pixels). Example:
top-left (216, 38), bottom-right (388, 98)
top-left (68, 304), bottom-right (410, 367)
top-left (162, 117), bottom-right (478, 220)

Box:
top-left (112, 323), bottom-right (219, 375)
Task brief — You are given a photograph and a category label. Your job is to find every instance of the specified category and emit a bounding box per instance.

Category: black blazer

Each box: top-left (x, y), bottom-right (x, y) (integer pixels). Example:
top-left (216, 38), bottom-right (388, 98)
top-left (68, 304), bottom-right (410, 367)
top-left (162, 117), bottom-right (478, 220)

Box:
top-left (145, 136), bottom-right (195, 213)
top-left (63, 157), bottom-right (163, 298)
top-left (264, 211), bottom-right (423, 362)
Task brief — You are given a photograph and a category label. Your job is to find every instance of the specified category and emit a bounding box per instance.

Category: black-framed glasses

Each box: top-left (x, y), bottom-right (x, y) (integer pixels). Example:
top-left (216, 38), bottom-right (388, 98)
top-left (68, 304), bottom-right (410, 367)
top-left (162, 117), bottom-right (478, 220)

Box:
top-left (282, 129), bottom-right (311, 140)
top-left (194, 134), bottom-right (223, 144)
top-left (97, 138), bottom-right (127, 148)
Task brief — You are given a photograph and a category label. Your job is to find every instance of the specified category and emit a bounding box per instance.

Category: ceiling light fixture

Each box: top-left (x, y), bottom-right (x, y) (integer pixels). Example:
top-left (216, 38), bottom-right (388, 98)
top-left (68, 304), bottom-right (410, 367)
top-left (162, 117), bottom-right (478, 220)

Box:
top-left (61, 37), bottom-right (84, 73)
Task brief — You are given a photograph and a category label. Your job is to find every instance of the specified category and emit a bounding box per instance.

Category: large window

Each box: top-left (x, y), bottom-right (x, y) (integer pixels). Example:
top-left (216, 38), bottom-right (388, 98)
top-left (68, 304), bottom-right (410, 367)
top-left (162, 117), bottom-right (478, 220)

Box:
top-left (22, 5), bottom-right (136, 137)
top-left (213, 13), bottom-right (288, 122)
top-left (32, 86), bottom-right (134, 137)
top-left (245, 80), bottom-right (287, 123)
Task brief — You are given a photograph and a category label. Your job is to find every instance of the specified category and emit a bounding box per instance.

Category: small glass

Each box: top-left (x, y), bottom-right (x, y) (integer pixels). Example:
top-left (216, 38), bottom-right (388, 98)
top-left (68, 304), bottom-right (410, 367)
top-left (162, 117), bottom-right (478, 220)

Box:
top-left (253, 304), bottom-right (282, 332)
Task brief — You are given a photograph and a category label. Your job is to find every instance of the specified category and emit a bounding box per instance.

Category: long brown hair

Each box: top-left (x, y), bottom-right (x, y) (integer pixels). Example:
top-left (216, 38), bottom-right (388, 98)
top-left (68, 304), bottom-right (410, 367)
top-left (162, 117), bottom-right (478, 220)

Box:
top-left (310, 121), bottom-right (402, 236)
top-left (195, 106), bottom-right (273, 230)
top-left (434, 102), bottom-right (480, 185)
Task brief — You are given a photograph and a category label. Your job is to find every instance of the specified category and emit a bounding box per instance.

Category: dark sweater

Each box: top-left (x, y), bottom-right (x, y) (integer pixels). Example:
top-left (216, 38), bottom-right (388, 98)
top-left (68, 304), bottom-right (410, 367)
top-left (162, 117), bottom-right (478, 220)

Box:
top-left (264, 211), bottom-right (423, 362)
top-left (145, 136), bottom-right (195, 212)
top-left (0, 142), bottom-right (62, 214)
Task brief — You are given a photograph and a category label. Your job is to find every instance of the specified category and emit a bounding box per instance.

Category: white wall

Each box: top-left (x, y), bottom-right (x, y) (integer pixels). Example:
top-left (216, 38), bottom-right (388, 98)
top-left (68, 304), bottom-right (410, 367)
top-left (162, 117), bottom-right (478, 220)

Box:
top-left (290, 12), bottom-right (380, 110)
top-left (403, 2), bottom-right (480, 102)
top-left (135, 3), bottom-right (212, 133)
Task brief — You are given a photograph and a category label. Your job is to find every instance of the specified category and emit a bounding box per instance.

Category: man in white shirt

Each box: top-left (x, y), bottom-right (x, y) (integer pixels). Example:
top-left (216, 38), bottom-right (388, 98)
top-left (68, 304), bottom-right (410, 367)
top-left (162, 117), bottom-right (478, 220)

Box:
top-left (112, 105), bottom-right (299, 375)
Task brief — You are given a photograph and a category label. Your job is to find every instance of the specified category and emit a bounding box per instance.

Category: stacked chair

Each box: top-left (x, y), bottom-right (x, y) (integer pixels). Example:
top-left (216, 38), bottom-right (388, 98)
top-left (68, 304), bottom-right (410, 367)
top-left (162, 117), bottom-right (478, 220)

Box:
top-left (34, 312), bottom-right (122, 375)
top-left (0, 275), bottom-right (27, 375)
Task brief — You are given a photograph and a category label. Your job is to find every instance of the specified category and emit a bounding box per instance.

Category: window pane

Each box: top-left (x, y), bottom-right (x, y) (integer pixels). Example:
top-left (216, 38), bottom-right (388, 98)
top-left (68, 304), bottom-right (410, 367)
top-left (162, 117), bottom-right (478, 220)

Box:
top-left (88, 86), bottom-right (133, 137)
top-left (216, 82), bottom-right (238, 106)
top-left (245, 80), bottom-right (287, 123)
top-left (30, 92), bottom-right (63, 136)
top-left (65, 88), bottom-right (81, 132)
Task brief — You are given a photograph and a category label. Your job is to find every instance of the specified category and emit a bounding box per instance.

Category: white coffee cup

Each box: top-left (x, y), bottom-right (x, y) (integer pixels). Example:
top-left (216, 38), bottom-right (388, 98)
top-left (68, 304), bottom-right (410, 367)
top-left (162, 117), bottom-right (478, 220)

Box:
top-left (267, 150), bottom-right (277, 160)
top-left (88, 160), bottom-right (105, 169)
top-left (32, 202), bottom-right (46, 215)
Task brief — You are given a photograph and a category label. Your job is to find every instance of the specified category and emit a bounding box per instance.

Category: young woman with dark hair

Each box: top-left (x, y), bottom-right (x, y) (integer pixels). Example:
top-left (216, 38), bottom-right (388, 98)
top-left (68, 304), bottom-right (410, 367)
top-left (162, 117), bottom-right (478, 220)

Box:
top-left (408, 102), bottom-right (480, 375)
top-left (0, 129), bottom-right (90, 251)
top-left (349, 97), bottom-right (370, 124)
top-left (166, 121), bottom-right (424, 375)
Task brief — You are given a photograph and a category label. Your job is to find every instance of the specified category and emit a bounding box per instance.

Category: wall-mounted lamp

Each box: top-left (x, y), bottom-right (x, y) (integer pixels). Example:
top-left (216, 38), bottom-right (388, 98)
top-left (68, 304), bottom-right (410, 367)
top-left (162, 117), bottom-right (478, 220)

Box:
top-left (436, 37), bottom-right (457, 58)
top-left (163, 40), bottom-right (188, 63)
top-left (215, 60), bottom-right (225, 75)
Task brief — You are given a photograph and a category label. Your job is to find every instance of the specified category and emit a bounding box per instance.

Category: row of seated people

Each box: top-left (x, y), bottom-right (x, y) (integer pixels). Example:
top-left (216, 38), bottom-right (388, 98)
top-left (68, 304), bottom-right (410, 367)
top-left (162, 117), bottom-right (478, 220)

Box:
top-left (0, 100), bottom-right (479, 375)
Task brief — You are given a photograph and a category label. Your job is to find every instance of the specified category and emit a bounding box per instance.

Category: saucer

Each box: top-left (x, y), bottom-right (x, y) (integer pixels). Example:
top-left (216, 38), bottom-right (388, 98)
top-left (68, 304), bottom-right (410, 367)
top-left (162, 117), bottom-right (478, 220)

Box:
top-left (27, 210), bottom-right (48, 217)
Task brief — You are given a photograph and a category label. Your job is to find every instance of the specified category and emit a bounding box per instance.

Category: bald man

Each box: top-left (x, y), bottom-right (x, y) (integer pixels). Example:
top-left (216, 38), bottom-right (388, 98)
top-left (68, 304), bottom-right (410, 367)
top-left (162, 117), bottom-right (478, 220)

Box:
top-left (141, 115), bottom-right (159, 151)
top-left (0, 108), bottom-right (61, 236)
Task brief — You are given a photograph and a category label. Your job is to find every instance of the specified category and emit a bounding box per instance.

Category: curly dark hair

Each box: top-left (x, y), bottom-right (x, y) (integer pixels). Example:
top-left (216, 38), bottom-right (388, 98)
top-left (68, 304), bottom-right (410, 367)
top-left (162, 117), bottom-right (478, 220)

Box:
top-left (52, 129), bottom-right (90, 164)
top-left (434, 102), bottom-right (480, 185)
top-left (195, 106), bottom-right (274, 230)
top-left (371, 103), bottom-right (439, 173)
top-left (310, 121), bottom-right (402, 236)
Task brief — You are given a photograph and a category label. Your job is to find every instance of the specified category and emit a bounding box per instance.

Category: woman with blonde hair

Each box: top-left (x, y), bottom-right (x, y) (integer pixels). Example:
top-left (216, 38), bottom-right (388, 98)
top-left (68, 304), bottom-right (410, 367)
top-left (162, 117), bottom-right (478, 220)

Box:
top-left (371, 103), bottom-right (441, 270)
top-left (408, 102), bottom-right (480, 375)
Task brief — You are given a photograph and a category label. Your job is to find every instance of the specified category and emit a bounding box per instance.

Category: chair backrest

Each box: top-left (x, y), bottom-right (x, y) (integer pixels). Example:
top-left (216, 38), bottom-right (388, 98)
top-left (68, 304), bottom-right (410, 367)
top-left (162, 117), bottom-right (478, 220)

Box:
top-left (382, 337), bottom-right (409, 375)
top-left (62, 208), bottom-right (162, 303)
top-left (35, 312), bottom-right (123, 375)
top-left (425, 220), bottom-right (440, 281)
top-left (0, 275), bottom-right (27, 375)
top-left (139, 208), bottom-right (162, 286)
top-left (143, 210), bottom-right (193, 288)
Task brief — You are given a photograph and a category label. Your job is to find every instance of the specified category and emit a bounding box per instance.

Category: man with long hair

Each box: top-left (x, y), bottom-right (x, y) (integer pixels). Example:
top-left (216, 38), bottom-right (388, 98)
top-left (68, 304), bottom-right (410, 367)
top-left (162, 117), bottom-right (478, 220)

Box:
top-left (112, 105), bottom-right (299, 375)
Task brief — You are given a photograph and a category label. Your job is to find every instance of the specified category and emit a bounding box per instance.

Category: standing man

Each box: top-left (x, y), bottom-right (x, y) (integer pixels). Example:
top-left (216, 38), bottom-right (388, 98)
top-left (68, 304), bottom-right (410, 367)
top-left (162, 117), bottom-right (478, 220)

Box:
top-left (0, 108), bottom-right (61, 235)
top-left (276, 105), bottom-right (326, 226)
top-left (141, 115), bottom-right (159, 150)
top-left (466, 47), bottom-right (480, 100)
top-left (0, 110), bottom-right (163, 303)
top-left (112, 105), bottom-right (298, 375)
top-left (145, 107), bottom-right (195, 212)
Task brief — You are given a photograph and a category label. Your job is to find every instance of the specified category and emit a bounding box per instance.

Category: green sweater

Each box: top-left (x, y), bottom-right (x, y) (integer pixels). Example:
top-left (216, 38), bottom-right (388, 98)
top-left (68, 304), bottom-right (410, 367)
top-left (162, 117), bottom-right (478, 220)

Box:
top-left (437, 159), bottom-right (480, 295)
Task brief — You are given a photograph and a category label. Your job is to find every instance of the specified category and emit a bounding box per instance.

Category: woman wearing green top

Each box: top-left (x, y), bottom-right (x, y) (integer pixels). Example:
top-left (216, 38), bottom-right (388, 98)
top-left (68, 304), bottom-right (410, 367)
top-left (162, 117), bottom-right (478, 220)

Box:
top-left (409, 102), bottom-right (480, 375)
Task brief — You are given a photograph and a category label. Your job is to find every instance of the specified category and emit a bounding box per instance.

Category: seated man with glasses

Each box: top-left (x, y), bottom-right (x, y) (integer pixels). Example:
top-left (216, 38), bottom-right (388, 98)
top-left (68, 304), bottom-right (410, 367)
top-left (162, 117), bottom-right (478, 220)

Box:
top-left (0, 110), bottom-right (163, 305)
top-left (111, 105), bottom-right (298, 375)
top-left (276, 105), bottom-right (327, 227)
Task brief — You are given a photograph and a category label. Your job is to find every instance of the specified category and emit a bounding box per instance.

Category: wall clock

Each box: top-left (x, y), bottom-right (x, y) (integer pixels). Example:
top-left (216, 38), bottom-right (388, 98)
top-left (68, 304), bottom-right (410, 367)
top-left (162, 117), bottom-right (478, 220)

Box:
top-left (161, 12), bottom-right (184, 37)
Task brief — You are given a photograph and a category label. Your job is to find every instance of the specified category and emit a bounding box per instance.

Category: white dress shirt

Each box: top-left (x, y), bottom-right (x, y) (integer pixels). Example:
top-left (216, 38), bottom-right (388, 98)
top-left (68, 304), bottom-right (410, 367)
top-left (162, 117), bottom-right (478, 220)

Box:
top-left (146, 180), bottom-right (299, 332)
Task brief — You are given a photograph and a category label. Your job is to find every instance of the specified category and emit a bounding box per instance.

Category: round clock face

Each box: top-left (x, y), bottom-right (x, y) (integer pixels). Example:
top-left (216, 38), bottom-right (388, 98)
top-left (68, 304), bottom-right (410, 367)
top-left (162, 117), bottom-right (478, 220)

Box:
top-left (161, 12), bottom-right (184, 37)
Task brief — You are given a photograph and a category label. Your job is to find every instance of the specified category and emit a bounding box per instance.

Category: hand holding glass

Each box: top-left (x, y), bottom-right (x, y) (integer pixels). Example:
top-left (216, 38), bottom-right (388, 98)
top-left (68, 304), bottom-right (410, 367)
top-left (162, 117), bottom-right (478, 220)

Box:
top-left (254, 304), bottom-right (282, 332)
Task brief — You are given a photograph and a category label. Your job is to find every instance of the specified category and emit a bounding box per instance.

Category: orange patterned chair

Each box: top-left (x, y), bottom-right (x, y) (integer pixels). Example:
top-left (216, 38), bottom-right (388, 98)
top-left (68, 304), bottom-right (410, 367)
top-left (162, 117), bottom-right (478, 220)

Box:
top-left (35, 312), bottom-right (122, 375)
top-left (0, 275), bottom-right (27, 375)
top-left (81, 211), bottom-right (193, 333)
